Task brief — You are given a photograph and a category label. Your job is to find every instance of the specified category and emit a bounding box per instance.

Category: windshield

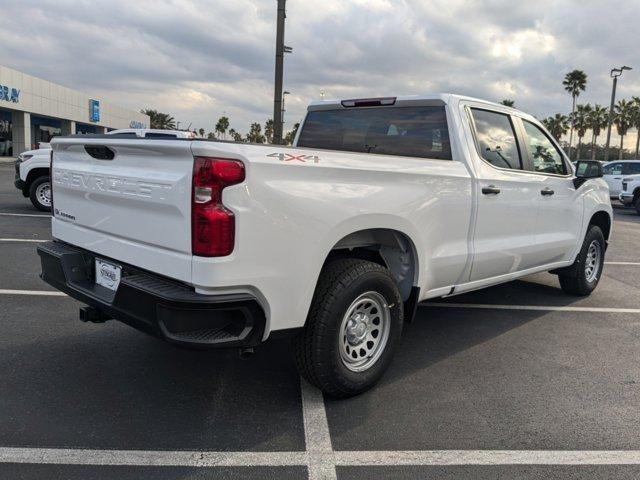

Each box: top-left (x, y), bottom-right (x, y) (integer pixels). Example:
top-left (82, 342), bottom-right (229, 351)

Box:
top-left (297, 106), bottom-right (451, 160)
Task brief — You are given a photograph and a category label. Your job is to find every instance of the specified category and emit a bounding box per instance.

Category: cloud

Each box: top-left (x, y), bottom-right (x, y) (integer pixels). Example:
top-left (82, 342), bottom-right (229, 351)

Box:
top-left (0, 0), bottom-right (638, 145)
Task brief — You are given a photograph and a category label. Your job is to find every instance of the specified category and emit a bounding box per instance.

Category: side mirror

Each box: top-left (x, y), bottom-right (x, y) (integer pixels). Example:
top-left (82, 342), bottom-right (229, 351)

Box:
top-left (573, 160), bottom-right (603, 189)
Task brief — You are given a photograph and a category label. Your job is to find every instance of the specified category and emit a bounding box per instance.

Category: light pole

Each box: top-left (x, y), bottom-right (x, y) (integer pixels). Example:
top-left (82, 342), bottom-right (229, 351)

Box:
top-left (604, 66), bottom-right (632, 162)
top-left (272, 0), bottom-right (292, 145)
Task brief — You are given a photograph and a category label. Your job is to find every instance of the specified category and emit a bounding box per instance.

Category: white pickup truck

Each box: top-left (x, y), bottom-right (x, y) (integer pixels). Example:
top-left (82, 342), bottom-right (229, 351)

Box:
top-left (38, 94), bottom-right (612, 397)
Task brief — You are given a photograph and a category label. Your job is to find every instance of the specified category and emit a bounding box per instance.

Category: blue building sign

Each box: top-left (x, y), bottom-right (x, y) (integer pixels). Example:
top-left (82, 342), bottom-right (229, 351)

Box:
top-left (0, 84), bottom-right (20, 103)
top-left (89, 99), bottom-right (100, 122)
top-left (129, 120), bottom-right (146, 129)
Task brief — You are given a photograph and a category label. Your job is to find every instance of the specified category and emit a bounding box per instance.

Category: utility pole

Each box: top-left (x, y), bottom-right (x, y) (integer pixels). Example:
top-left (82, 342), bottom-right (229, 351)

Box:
top-left (604, 66), bottom-right (632, 162)
top-left (272, 0), bottom-right (286, 145)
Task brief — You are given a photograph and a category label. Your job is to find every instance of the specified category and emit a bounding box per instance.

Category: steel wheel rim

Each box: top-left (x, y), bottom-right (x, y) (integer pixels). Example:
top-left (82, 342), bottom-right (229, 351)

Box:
top-left (36, 182), bottom-right (51, 207)
top-left (339, 291), bottom-right (391, 372)
top-left (584, 239), bottom-right (601, 283)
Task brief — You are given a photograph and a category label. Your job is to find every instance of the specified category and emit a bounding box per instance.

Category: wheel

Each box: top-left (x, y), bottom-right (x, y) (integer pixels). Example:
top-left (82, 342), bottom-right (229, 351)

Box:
top-left (634, 196), bottom-right (640, 215)
top-left (29, 176), bottom-right (52, 212)
top-left (293, 259), bottom-right (403, 398)
top-left (558, 225), bottom-right (605, 296)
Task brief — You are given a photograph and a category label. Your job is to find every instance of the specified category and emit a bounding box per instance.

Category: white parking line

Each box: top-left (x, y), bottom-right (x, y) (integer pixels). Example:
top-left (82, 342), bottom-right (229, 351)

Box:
top-left (0, 212), bottom-right (50, 218)
top-left (301, 379), bottom-right (336, 479)
top-left (425, 303), bottom-right (640, 314)
top-left (0, 238), bottom-right (48, 243)
top-left (605, 261), bottom-right (640, 266)
top-left (0, 289), bottom-right (66, 296)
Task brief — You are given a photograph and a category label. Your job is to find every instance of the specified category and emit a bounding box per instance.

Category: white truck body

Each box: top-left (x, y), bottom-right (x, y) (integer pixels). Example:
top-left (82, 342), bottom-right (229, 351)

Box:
top-left (39, 94), bottom-right (613, 396)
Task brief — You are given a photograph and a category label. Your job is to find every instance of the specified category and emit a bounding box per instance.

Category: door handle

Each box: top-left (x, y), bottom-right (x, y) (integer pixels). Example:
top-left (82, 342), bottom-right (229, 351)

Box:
top-left (541, 187), bottom-right (555, 196)
top-left (482, 185), bottom-right (501, 195)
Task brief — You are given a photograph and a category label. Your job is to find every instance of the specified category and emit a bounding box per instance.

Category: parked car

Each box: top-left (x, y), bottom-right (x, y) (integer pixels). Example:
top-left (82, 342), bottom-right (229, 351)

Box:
top-left (602, 160), bottom-right (640, 199)
top-left (619, 175), bottom-right (640, 214)
top-left (38, 94), bottom-right (612, 397)
top-left (14, 129), bottom-right (196, 211)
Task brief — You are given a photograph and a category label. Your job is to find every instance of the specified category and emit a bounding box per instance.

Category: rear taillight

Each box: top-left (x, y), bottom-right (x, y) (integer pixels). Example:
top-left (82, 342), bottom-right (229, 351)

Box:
top-left (191, 157), bottom-right (245, 257)
top-left (49, 149), bottom-right (54, 214)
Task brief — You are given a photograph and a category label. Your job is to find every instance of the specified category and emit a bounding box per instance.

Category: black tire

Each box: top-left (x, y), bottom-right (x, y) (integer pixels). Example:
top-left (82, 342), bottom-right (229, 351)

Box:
top-left (293, 259), bottom-right (403, 398)
top-left (634, 195), bottom-right (640, 215)
top-left (29, 176), bottom-right (52, 212)
top-left (558, 225), bottom-right (605, 296)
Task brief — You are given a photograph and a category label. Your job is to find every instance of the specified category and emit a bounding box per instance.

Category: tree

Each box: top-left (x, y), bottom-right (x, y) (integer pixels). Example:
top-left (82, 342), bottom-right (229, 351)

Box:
top-left (500, 99), bottom-right (515, 107)
top-left (632, 97), bottom-right (640, 158)
top-left (264, 118), bottom-right (274, 143)
top-left (284, 122), bottom-right (300, 145)
top-left (229, 128), bottom-right (237, 141)
top-left (587, 104), bottom-right (609, 160)
top-left (542, 114), bottom-right (569, 142)
top-left (232, 131), bottom-right (244, 142)
top-left (614, 99), bottom-right (633, 160)
top-left (570, 103), bottom-right (591, 160)
top-left (215, 116), bottom-right (230, 139)
top-left (246, 123), bottom-right (265, 143)
top-left (198, 128), bottom-right (205, 138)
top-left (141, 109), bottom-right (176, 130)
top-left (563, 70), bottom-right (588, 159)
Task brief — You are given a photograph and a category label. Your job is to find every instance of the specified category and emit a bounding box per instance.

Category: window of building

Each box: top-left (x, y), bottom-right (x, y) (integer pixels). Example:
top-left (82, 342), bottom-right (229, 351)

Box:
top-left (522, 120), bottom-right (567, 175)
top-left (297, 106), bottom-right (452, 160)
top-left (31, 116), bottom-right (61, 149)
top-left (76, 123), bottom-right (98, 135)
top-left (470, 108), bottom-right (522, 169)
top-left (0, 109), bottom-right (12, 156)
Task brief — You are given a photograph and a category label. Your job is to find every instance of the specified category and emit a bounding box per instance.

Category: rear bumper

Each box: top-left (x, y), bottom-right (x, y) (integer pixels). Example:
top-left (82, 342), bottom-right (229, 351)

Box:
top-left (37, 241), bottom-right (266, 349)
top-left (619, 192), bottom-right (634, 205)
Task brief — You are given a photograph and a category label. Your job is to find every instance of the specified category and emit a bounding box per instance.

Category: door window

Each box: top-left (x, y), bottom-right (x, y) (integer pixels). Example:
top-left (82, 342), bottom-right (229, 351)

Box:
top-left (603, 163), bottom-right (623, 175)
top-left (522, 120), bottom-right (567, 175)
top-left (470, 109), bottom-right (522, 169)
top-left (624, 162), bottom-right (640, 175)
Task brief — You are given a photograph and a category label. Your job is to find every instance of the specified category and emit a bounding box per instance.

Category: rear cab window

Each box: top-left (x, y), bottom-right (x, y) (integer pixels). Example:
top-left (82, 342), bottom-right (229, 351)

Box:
top-left (297, 106), bottom-right (451, 160)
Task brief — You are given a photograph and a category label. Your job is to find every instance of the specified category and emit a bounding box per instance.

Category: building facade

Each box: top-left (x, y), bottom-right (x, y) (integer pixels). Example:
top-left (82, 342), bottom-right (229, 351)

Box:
top-left (0, 65), bottom-right (149, 156)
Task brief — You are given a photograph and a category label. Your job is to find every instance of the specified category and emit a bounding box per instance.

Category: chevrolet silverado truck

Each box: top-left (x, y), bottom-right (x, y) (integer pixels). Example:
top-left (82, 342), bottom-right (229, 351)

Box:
top-left (14, 130), bottom-right (195, 211)
top-left (618, 172), bottom-right (640, 214)
top-left (38, 94), bottom-right (612, 397)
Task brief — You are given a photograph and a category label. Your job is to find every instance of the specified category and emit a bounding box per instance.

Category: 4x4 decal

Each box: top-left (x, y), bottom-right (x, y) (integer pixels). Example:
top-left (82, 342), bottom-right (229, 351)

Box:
top-left (267, 152), bottom-right (320, 163)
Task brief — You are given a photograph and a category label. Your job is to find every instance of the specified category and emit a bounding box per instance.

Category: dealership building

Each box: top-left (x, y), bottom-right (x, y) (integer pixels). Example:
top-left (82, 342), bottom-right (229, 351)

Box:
top-left (0, 65), bottom-right (149, 157)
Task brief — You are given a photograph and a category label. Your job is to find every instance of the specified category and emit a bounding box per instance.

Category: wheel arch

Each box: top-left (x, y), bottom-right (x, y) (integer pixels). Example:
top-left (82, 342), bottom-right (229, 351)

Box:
top-left (25, 167), bottom-right (49, 187)
top-left (588, 210), bottom-right (612, 242)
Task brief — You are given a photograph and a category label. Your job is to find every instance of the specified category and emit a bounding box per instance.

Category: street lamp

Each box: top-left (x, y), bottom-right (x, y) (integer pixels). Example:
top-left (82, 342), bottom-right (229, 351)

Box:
top-left (604, 65), bottom-right (632, 162)
top-left (282, 91), bottom-right (290, 124)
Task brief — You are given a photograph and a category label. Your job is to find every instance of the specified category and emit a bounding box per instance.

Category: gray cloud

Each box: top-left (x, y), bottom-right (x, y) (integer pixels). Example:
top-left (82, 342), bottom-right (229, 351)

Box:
top-left (0, 0), bottom-right (638, 145)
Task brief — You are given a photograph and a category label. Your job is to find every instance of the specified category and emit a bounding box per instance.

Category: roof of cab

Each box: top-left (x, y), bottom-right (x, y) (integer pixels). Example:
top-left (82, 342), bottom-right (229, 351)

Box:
top-left (307, 93), bottom-right (538, 122)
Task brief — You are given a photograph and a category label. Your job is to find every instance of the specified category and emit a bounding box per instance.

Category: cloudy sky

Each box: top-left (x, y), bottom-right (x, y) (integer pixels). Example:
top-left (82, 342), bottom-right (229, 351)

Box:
top-left (1, 0), bottom-right (639, 144)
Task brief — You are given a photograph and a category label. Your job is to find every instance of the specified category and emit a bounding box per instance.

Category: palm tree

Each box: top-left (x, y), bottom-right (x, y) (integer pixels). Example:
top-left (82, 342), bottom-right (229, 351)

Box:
top-left (570, 104), bottom-right (591, 159)
top-left (141, 109), bottom-right (176, 130)
top-left (246, 123), bottom-right (265, 143)
top-left (232, 131), bottom-right (244, 142)
top-left (587, 104), bottom-right (609, 160)
top-left (264, 119), bottom-right (274, 143)
top-left (563, 70), bottom-right (588, 159)
top-left (500, 99), bottom-right (515, 107)
top-left (229, 128), bottom-right (237, 141)
top-left (542, 114), bottom-right (570, 142)
top-left (614, 99), bottom-right (633, 160)
top-left (215, 116), bottom-right (230, 139)
top-left (198, 128), bottom-right (205, 138)
top-left (631, 96), bottom-right (640, 158)
top-left (284, 122), bottom-right (300, 145)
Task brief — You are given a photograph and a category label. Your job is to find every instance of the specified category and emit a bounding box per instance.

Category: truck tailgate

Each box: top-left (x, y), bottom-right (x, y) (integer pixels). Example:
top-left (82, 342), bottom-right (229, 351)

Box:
top-left (50, 137), bottom-right (194, 282)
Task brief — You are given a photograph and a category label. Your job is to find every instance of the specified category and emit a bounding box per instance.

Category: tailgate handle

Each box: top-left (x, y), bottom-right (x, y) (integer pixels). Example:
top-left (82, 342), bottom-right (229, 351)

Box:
top-left (84, 145), bottom-right (115, 160)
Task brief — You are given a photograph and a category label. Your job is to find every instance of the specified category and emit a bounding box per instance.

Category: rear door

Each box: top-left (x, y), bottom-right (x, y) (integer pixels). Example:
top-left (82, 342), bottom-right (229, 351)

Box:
top-left (517, 118), bottom-right (583, 266)
top-left (602, 162), bottom-right (624, 197)
top-left (467, 106), bottom-right (542, 281)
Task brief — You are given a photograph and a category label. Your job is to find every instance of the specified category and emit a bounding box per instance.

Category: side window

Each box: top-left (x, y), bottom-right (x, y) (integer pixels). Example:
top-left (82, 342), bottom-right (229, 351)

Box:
top-left (470, 109), bottom-right (522, 169)
top-left (603, 162), bottom-right (623, 175)
top-left (522, 120), bottom-right (567, 175)
top-left (624, 162), bottom-right (640, 175)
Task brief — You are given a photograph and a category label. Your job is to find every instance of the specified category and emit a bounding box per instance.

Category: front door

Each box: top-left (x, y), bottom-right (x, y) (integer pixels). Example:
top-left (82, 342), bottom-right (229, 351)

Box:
top-left (602, 162), bottom-right (624, 198)
top-left (518, 119), bottom-right (583, 265)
